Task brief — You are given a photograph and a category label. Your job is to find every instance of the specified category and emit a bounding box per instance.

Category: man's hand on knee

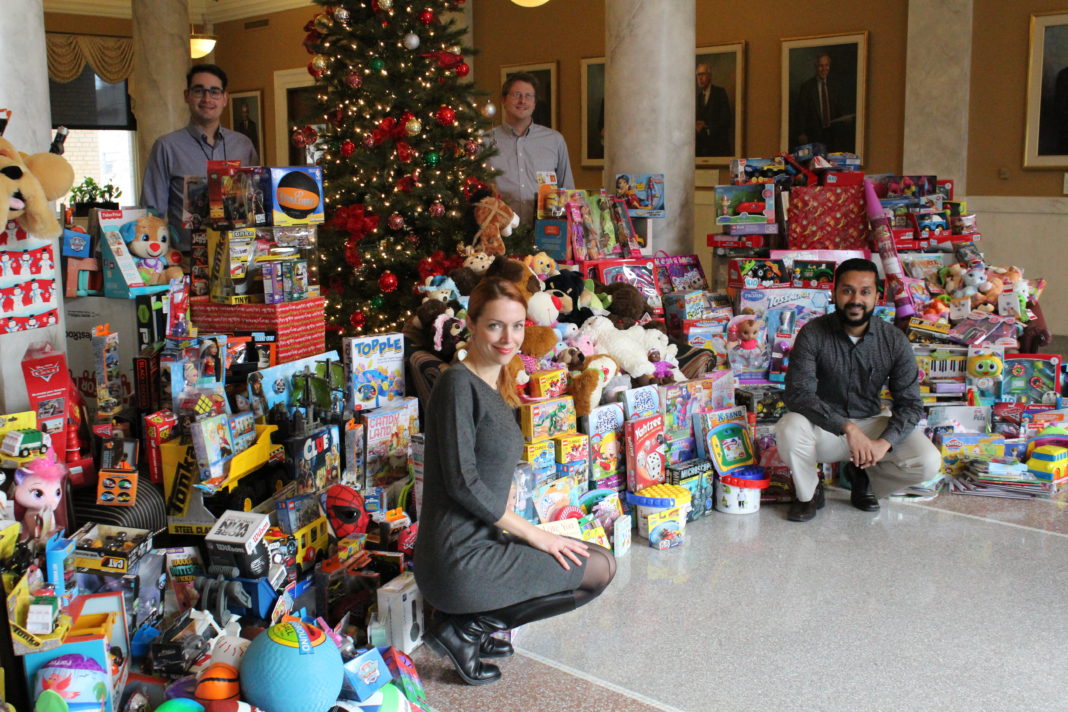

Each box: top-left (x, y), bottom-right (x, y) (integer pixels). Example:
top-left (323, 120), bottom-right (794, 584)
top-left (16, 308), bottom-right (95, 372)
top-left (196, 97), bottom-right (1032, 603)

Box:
top-left (844, 422), bottom-right (891, 469)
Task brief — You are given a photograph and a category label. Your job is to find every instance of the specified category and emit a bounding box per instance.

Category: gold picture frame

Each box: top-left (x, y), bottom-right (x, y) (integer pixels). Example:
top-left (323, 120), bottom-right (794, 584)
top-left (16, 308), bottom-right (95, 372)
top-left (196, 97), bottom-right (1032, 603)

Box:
top-left (228, 90), bottom-right (264, 160)
top-left (1024, 11), bottom-right (1068, 168)
top-left (780, 31), bottom-right (868, 156)
top-left (580, 57), bottom-right (605, 167)
top-left (695, 42), bottom-right (746, 166)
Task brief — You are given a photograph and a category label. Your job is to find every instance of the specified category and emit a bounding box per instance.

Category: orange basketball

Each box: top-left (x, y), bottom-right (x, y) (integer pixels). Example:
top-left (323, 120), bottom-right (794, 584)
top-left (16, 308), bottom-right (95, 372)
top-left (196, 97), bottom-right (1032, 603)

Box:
top-left (195, 662), bottom-right (241, 704)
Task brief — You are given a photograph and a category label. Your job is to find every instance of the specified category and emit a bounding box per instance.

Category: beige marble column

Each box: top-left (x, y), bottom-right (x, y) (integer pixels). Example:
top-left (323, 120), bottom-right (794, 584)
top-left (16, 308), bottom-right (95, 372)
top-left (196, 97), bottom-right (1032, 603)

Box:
top-left (0, 0), bottom-right (67, 414)
top-left (604, 0), bottom-right (696, 256)
top-left (902, 0), bottom-right (973, 193)
top-left (131, 0), bottom-right (190, 180)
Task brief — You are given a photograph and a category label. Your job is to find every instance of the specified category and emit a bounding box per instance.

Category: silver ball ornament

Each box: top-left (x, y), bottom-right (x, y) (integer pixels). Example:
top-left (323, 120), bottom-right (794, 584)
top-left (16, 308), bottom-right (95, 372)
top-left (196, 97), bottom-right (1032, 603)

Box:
top-left (403, 33), bottom-right (420, 50)
top-left (481, 101), bottom-right (497, 119)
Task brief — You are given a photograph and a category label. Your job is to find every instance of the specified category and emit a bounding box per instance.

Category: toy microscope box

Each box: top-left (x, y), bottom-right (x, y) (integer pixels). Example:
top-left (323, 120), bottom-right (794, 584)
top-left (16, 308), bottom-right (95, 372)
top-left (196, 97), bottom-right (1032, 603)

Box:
top-left (343, 332), bottom-right (405, 412)
top-left (520, 396), bottom-right (577, 443)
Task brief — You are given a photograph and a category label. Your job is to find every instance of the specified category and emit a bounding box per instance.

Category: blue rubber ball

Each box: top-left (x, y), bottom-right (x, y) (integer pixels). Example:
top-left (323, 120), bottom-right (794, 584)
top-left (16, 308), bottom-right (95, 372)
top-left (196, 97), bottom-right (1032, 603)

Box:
top-left (239, 622), bottom-right (343, 712)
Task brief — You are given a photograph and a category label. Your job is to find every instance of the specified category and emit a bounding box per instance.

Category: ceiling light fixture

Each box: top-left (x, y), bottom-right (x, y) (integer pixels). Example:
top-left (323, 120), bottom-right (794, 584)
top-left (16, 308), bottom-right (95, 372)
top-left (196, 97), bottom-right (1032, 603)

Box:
top-left (190, 23), bottom-right (216, 58)
top-left (511, 0), bottom-right (550, 7)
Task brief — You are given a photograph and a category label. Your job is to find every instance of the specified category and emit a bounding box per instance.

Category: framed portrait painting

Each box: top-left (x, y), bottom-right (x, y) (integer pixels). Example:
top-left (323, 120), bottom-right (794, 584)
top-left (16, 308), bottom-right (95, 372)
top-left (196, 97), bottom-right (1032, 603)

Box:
top-left (500, 62), bottom-right (557, 130)
top-left (580, 57), bottom-right (605, 166)
top-left (1025, 11), bottom-right (1068, 168)
top-left (228, 90), bottom-right (264, 160)
top-left (695, 42), bottom-right (745, 166)
top-left (781, 32), bottom-right (867, 155)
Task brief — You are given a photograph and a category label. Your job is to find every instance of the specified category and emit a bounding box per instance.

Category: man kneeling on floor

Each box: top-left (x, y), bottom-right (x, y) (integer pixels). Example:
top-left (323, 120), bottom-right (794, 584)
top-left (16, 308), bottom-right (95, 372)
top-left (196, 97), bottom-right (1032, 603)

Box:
top-left (776, 258), bottom-right (942, 522)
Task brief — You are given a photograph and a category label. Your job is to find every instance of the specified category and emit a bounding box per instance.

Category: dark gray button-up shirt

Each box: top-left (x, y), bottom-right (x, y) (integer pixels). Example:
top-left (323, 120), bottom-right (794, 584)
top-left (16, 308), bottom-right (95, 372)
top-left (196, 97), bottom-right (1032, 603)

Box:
top-left (784, 312), bottom-right (923, 447)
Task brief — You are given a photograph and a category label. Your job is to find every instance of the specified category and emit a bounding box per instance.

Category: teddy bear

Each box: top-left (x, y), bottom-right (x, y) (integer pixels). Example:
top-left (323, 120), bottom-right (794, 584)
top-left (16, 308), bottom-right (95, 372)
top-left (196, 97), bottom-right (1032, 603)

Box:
top-left (0, 137), bottom-right (75, 239)
top-left (569, 354), bottom-right (620, 417)
top-left (596, 281), bottom-right (648, 329)
top-left (468, 196), bottom-right (518, 256)
top-left (429, 312), bottom-right (466, 363)
top-left (403, 299), bottom-right (454, 352)
top-left (118, 214), bottom-right (184, 285)
top-left (463, 250), bottom-right (494, 276)
top-left (418, 274), bottom-right (461, 306)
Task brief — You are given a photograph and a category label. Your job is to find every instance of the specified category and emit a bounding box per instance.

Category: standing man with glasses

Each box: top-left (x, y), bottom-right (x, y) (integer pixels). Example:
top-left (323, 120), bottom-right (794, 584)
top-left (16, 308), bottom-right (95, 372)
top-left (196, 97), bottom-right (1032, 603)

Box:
top-left (485, 72), bottom-right (574, 226)
top-left (141, 64), bottom-right (259, 249)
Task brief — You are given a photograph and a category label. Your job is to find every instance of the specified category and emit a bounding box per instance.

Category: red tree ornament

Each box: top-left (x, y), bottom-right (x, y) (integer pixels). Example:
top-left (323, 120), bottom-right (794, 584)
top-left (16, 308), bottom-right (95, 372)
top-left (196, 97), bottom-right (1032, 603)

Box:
top-left (395, 141), bottom-right (413, 162)
top-left (349, 311), bottom-right (367, 329)
top-left (429, 201), bottom-right (445, 217)
top-left (291, 129), bottom-right (308, 148)
top-left (388, 213), bottom-right (405, 230)
top-left (378, 271), bottom-right (399, 293)
top-left (345, 71), bottom-right (363, 89)
top-left (434, 106), bottom-right (456, 126)
top-left (340, 140), bottom-right (355, 157)
top-left (419, 9), bottom-right (435, 25)
top-left (454, 62), bottom-right (470, 77)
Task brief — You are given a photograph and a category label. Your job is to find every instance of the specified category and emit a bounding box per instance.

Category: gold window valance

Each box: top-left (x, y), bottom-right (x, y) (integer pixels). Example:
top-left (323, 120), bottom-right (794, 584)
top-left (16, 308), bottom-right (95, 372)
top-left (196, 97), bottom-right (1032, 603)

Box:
top-left (46, 33), bottom-right (134, 84)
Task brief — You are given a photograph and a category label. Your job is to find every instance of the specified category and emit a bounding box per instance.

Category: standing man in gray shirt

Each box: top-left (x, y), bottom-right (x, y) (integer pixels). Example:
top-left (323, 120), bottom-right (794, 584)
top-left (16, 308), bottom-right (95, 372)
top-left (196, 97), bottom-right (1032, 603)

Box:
top-left (141, 64), bottom-right (258, 249)
top-left (776, 258), bottom-right (941, 522)
top-left (485, 72), bottom-right (574, 226)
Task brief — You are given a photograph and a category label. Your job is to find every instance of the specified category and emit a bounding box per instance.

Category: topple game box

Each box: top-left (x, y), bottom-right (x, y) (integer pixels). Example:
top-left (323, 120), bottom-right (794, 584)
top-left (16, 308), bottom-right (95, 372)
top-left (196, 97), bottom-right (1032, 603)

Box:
top-left (343, 333), bottom-right (405, 412)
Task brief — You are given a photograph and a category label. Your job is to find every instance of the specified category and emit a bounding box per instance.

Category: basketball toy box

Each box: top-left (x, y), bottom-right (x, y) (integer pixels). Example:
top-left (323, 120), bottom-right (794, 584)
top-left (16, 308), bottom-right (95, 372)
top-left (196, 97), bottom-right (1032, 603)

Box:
top-left (270, 167), bottom-right (325, 227)
top-left (343, 333), bottom-right (405, 412)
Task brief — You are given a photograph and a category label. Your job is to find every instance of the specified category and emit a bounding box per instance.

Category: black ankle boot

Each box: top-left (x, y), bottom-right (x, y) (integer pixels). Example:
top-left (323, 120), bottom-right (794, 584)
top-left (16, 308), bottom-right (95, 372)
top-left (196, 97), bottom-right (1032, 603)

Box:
top-left (475, 617), bottom-right (514, 659)
top-left (424, 614), bottom-right (501, 685)
top-left (478, 591), bottom-right (578, 633)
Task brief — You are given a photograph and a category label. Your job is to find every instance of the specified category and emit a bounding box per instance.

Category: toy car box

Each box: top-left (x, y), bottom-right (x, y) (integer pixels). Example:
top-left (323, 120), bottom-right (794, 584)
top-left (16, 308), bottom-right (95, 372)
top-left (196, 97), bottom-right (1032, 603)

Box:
top-left (727, 259), bottom-right (791, 290)
top-left (714, 184), bottom-right (775, 225)
top-left (72, 523), bottom-right (155, 575)
top-left (735, 384), bottom-right (787, 422)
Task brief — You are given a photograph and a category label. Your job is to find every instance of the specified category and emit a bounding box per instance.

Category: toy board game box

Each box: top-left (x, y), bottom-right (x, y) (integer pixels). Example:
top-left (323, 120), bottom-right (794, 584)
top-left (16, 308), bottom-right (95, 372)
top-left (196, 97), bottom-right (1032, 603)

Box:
top-left (362, 397), bottom-right (419, 489)
top-left (342, 333), bottom-right (405, 412)
top-left (659, 372), bottom-right (736, 440)
top-left (621, 385), bottom-right (661, 420)
top-left (624, 413), bottom-right (666, 492)
top-left (285, 423), bottom-right (341, 493)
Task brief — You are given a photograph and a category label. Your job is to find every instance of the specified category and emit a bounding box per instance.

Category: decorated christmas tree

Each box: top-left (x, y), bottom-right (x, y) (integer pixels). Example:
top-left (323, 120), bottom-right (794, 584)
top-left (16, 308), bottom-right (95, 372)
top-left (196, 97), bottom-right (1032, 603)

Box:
top-left (303, 0), bottom-right (497, 338)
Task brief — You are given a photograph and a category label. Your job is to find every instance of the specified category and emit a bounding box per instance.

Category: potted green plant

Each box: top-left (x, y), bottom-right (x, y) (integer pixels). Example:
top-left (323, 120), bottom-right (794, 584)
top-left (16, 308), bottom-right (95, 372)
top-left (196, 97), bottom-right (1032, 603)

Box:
top-left (69, 177), bottom-right (122, 217)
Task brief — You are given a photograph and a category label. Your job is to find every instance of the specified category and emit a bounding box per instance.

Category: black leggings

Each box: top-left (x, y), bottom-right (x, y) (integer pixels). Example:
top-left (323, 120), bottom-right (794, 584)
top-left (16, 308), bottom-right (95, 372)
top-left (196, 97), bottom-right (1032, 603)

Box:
top-left (574, 542), bottom-right (616, 607)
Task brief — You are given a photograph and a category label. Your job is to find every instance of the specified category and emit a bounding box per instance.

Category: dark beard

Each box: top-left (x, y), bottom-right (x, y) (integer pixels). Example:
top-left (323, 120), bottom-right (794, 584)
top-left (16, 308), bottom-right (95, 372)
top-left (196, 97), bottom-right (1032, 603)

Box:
top-left (836, 304), bottom-right (874, 328)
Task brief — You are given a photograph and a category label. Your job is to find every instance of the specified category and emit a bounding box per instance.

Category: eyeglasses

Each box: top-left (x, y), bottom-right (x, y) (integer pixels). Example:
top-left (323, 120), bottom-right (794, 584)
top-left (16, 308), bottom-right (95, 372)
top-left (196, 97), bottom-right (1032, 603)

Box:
top-left (508, 92), bottom-right (536, 101)
top-left (189, 86), bottom-right (224, 98)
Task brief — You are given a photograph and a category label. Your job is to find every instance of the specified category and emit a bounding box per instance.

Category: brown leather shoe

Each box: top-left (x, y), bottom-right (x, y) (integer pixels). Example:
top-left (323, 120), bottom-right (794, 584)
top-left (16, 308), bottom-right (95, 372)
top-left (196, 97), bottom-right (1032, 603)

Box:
top-left (787, 482), bottom-right (825, 522)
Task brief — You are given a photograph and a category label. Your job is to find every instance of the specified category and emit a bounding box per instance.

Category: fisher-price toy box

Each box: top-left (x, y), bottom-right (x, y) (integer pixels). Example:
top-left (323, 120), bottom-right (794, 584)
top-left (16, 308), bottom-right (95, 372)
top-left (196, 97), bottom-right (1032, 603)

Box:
top-left (342, 332), bottom-right (405, 412)
top-left (520, 396), bottom-right (576, 443)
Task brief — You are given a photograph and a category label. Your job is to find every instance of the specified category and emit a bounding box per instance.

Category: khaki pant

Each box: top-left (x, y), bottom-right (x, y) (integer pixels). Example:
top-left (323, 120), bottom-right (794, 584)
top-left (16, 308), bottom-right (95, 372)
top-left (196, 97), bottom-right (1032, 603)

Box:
top-left (775, 412), bottom-right (942, 501)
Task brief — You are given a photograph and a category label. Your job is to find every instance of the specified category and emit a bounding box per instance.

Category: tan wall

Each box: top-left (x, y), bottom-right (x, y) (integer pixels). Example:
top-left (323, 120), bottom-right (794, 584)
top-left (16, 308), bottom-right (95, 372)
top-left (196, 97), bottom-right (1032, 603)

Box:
top-left (472, 0), bottom-right (908, 191)
top-left (969, 0), bottom-right (1068, 196)
top-left (214, 6), bottom-right (319, 167)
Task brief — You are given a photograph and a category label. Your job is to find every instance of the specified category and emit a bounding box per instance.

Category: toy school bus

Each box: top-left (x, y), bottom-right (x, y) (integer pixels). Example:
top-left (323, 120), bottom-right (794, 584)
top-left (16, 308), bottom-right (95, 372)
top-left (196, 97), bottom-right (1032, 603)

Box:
top-left (294, 514), bottom-right (329, 572)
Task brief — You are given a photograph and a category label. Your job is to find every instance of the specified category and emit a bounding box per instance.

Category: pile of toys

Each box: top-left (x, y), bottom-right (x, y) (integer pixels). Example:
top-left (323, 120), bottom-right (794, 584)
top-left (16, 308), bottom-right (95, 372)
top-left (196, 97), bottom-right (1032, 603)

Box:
top-left (1, 142), bottom-right (431, 712)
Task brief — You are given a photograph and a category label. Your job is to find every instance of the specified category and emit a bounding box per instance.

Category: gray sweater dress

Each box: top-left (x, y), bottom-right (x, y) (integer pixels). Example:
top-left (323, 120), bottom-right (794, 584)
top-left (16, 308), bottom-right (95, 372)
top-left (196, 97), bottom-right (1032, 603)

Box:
top-left (413, 364), bottom-right (584, 614)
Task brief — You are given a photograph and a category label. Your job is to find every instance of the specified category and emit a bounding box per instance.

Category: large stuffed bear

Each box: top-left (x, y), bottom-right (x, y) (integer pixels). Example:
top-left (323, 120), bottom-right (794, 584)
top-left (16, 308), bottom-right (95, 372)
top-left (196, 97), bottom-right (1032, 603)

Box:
top-left (0, 137), bottom-right (75, 239)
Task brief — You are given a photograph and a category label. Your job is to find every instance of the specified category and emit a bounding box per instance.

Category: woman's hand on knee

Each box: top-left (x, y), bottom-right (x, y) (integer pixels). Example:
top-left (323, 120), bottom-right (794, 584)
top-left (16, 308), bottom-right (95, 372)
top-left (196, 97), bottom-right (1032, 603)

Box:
top-left (530, 529), bottom-right (590, 571)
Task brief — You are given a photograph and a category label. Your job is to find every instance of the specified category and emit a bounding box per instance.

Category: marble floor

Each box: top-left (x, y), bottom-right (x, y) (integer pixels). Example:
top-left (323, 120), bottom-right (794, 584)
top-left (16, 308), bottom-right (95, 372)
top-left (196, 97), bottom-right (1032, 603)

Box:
top-left (412, 488), bottom-right (1068, 712)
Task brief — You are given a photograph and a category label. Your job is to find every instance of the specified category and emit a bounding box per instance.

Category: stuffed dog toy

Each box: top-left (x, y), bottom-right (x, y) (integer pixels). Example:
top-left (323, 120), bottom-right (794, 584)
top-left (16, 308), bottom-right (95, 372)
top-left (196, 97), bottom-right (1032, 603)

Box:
top-left (0, 137), bottom-right (75, 239)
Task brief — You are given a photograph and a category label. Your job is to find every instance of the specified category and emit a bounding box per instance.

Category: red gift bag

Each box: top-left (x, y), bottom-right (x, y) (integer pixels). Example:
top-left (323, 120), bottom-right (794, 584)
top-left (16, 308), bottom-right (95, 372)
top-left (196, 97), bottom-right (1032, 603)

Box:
top-left (786, 184), bottom-right (870, 250)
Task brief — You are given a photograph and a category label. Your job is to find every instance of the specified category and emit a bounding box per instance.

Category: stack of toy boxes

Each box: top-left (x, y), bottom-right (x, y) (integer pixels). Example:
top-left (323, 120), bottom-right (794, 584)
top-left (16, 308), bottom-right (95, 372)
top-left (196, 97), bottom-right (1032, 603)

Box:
top-left (659, 372), bottom-right (735, 468)
top-left (518, 396), bottom-right (588, 523)
top-left (553, 433), bottom-right (589, 482)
